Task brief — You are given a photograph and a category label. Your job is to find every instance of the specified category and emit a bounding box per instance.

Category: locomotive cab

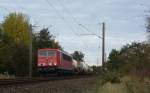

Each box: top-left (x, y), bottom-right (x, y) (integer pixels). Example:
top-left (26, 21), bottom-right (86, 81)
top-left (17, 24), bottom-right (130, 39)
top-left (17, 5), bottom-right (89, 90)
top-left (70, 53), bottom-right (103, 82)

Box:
top-left (37, 49), bottom-right (74, 74)
top-left (38, 50), bottom-right (57, 67)
top-left (38, 49), bottom-right (59, 73)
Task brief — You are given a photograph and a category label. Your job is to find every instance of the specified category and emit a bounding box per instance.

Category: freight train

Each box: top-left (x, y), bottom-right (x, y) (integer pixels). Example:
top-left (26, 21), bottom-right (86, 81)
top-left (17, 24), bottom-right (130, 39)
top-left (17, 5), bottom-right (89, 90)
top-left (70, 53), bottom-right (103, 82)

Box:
top-left (37, 48), bottom-right (93, 75)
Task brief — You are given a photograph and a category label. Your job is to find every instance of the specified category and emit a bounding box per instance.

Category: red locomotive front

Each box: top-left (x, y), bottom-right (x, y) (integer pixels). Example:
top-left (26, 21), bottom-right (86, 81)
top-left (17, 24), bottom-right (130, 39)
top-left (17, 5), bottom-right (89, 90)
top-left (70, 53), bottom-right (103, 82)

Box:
top-left (37, 48), bottom-right (74, 74)
top-left (38, 49), bottom-right (60, 73)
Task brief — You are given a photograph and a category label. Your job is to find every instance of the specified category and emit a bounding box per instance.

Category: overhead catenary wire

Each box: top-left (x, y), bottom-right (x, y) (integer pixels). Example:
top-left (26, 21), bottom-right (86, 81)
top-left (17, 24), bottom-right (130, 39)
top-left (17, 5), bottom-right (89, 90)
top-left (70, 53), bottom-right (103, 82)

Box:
top-left (55, 0), bottom-right (101, 51)
top-left (78, 24), bottom-right (102, 39)
top-left (55, 0), bottom-right (100, 37)
top-left (45, 0), bottom-right (92, 52)
top-left (48, 1), bottom-right (102, 64)
top-left (8, 0), bottom-right (79, 48)
top-left (54, 0), bottom-right (98, 51)
top-left (45, 0), bottom-right (79, 36)
top-left (55, 0), bottom-right (80, 25)
top-left (45, 0), bottom-right (87, 52)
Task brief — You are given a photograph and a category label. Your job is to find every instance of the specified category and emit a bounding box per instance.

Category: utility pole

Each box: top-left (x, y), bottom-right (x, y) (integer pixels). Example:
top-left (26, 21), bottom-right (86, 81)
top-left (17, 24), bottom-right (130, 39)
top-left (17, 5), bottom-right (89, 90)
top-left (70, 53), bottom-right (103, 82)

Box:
top-left (29, 25), bottom-right (32, 78)
top-left (102, 22), bottom-right (105, 67)
top-left (78, 22), bottom-right (106, 68)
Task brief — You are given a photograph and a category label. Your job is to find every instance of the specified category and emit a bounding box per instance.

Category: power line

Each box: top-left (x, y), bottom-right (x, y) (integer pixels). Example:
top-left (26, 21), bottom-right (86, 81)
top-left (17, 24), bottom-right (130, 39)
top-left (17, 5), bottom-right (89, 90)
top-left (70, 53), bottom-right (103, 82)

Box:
top-left (51, 0), bottom-right (102, 58)
top-left (55, 0), bottom-right (80, 25)
top-left (78, 24), bottom-right (102, 38)
top-left (45, 0), bottom-right (90, 52)
top-left (54, 0), bottom-right (98, 51)
top-left (45, 0), bottom-right (79, 36)
top-left (56, 0), bottom-right (99, 36)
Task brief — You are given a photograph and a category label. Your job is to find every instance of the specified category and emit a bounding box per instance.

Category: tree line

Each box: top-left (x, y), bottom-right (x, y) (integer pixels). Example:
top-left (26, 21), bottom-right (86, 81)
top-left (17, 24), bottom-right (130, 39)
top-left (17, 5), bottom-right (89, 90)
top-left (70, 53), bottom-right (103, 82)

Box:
top-left (105, 17), bottom-right (150, 79)
top-left (0, 12), bottom-right (84, 76)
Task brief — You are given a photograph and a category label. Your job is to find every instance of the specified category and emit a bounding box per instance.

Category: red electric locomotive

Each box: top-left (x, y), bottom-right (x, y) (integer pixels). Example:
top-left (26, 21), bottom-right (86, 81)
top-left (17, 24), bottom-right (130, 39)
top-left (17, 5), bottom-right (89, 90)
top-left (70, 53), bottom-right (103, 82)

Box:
top-left (37, 48), bottom-right (74, 74)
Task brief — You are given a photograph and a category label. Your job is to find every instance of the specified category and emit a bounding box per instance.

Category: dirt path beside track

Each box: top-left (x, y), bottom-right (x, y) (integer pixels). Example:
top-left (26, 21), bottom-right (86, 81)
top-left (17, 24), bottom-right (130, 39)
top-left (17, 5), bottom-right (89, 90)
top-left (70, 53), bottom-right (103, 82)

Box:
top-left (0, 77), bottom-right (98, 93)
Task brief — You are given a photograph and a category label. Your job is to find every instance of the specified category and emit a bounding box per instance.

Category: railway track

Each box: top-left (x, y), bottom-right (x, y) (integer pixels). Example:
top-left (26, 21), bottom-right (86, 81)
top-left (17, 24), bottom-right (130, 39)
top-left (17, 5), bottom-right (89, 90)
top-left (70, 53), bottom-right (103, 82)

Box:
top-left (0, 75), bottom-right (93, 87)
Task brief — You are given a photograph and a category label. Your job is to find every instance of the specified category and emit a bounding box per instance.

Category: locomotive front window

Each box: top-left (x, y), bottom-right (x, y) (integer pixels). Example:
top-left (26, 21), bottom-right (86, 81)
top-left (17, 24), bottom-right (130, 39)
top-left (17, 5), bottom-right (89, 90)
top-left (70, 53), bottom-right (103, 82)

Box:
top-left (38, 51), bottom-right (47, 56)
top-left (38, 50), bottom-right (56, 57)
top-left (48, 51), bottom-right (55, 56)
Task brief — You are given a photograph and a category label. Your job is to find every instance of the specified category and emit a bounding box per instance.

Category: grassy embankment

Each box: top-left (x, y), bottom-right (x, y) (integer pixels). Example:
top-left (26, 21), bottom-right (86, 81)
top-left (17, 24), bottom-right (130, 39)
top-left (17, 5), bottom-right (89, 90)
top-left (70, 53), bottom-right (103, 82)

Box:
top-left (0, 74), bottom-right (15, 79)
top-left (95, 75), bottom-right (150, 93)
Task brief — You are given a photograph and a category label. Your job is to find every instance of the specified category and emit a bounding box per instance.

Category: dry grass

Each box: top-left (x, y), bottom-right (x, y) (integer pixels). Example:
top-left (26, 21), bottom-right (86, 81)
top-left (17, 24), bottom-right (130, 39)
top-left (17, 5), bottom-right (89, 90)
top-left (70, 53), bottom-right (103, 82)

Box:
top-left (96, 76), bottom-right (150, 93)
top-left (0, 74), bottom-right (15, 79)
top-left (97, 82), bottom-right (128, 93)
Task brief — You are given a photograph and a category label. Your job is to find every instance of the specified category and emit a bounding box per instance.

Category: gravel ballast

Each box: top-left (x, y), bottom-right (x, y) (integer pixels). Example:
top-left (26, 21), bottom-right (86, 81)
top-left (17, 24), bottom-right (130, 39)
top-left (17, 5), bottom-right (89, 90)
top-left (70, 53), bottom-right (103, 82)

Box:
top-left (0, 77), bottom-right (98, 93)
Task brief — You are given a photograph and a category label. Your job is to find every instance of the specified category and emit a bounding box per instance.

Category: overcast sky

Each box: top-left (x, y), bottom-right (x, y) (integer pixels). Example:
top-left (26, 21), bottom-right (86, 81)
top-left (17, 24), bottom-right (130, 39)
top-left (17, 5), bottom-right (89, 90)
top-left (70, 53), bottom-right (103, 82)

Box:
top-left (0, 0), bottom-right (149, 65)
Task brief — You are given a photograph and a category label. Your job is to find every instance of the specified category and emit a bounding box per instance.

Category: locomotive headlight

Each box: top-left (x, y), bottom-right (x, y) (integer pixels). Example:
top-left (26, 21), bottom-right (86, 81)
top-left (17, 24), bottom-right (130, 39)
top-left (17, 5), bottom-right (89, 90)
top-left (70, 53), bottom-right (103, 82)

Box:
top-left (49, 63), bottom-right (52, 66)
top-left (42, 63), bottom-right (45, 66)
top-left (54, 63), bottom-right (57, 66)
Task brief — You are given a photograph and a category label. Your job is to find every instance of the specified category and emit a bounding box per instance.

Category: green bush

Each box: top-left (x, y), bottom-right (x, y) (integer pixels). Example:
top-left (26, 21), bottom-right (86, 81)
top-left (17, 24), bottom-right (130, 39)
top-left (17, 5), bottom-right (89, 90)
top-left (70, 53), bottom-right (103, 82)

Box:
top-left (100, 71), bottom-right (121, 85)
top-left (125, 80), bottom-right (150, 93)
